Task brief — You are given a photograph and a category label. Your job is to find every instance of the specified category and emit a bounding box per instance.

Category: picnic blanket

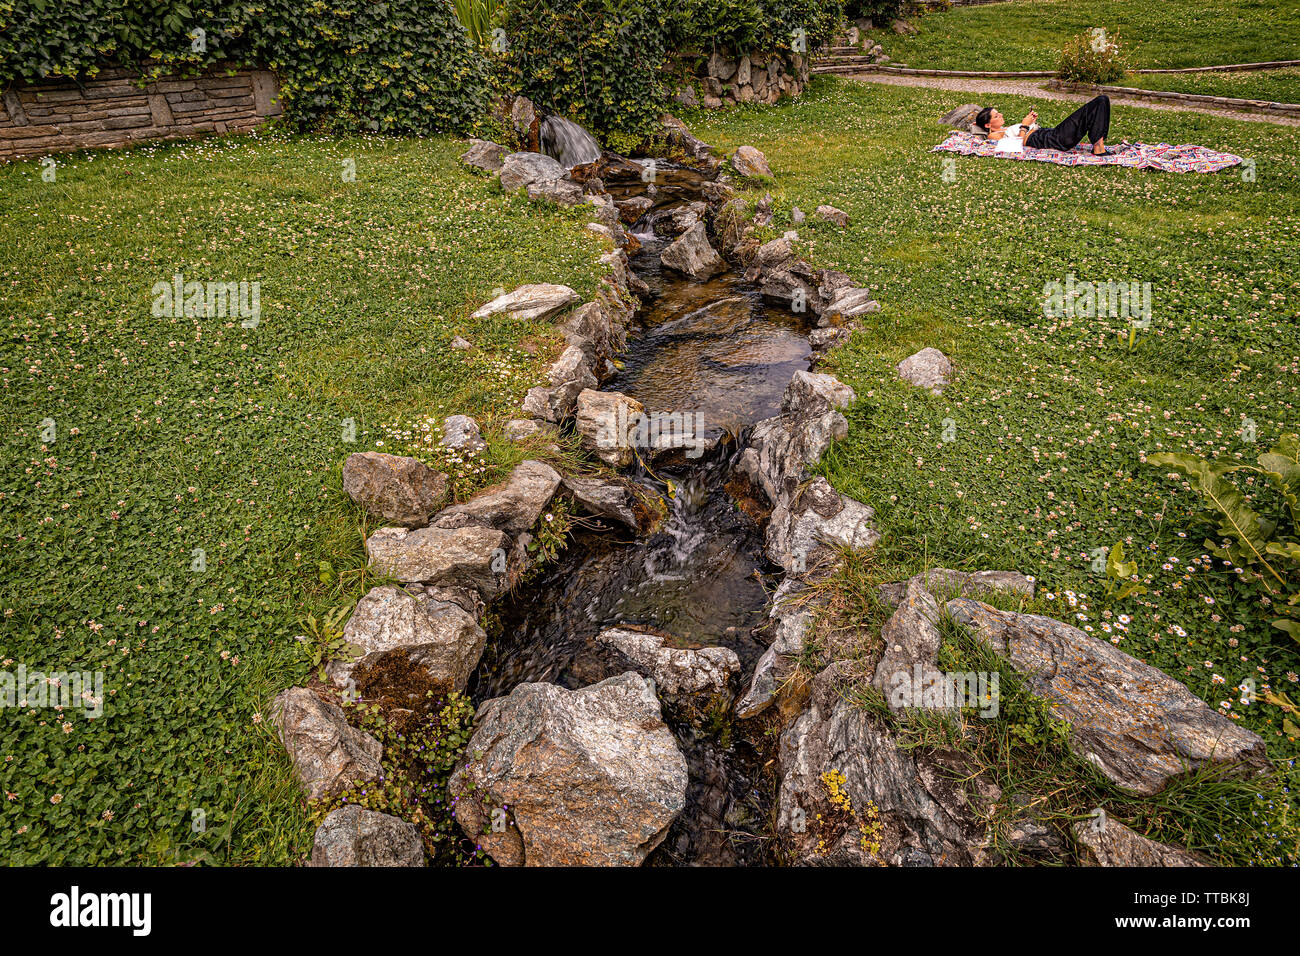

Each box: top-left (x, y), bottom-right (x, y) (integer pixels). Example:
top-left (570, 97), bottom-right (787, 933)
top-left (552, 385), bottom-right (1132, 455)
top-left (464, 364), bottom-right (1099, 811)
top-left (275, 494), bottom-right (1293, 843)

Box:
top-left (932, 130), bottom-right (1243, 174)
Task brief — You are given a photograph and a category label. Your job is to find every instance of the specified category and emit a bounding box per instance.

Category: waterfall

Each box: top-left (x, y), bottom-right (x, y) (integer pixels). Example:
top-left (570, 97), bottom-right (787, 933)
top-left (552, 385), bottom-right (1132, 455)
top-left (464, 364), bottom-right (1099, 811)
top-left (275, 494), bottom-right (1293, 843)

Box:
top-left (539, 115), bottom-right (602, 169)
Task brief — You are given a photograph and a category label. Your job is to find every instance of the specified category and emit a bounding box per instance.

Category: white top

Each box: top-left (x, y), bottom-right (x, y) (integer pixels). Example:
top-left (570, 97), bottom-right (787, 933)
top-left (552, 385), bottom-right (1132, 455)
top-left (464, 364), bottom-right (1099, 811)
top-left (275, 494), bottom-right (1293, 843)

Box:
top-left (994, 123), bottom-right (1039, 153)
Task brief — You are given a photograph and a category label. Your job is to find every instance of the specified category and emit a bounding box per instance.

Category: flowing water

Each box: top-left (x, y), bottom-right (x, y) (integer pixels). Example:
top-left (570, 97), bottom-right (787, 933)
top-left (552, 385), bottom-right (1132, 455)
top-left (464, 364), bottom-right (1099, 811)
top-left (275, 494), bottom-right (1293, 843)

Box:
top-left (539, 115), bottom-right (603, 169)
top-left (469, 157), bottom-right (814, 865)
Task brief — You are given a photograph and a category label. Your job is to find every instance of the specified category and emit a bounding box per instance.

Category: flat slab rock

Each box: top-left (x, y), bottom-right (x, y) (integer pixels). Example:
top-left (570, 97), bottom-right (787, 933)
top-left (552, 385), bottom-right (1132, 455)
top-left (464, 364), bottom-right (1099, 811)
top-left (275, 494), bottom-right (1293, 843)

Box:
top-left (1072, 817), bottom-right (1205, 867)
top-left (342, 451), bottom-right (447, 528)
top-left (366, 524), bottom-right (510, 597)
top-left (272, 687), bottom-right (383, 802)
top-left (947, 598), bottom-right (1268, 795)
top-left (310, 806), bottom-right (425, 867)
top-left (472, 284), bottom-right (580, 323)
top-left (563, 474), bottom-right (643, 530)
top-left (330, 584), bottom-right (486, 699)
top-left (450, 673), bottom-right (688, 866)
top-left (878, 568), bottom-right (1034, 608)
top-left (596, 627), bottom-right (740, 699)
top-left (432, 460), bottom-right (561, 535)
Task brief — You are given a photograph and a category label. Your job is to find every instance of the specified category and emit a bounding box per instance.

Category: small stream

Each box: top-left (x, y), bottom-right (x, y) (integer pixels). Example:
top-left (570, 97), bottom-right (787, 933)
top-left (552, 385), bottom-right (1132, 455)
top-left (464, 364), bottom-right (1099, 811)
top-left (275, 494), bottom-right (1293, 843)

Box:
top-left (469, 156), bottom-right (813, 865)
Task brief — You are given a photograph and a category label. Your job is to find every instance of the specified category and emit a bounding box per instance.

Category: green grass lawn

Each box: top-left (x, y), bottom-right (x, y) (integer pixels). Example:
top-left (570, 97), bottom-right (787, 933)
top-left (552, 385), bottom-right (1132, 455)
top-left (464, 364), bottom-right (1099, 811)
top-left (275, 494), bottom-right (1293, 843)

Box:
top-left (687, 78), bottom-right (1300, 863)
top-left (1111, 66), bottom-right (1300, 104)
top-left (0, 130), bottom-right (604, 864)
top-left (870, 0), bottom-right (1300, 72)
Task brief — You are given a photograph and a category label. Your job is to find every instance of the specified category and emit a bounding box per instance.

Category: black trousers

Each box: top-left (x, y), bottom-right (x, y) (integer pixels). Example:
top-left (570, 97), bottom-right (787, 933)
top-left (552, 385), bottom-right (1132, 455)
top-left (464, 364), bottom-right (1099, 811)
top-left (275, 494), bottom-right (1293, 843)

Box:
top-left (1026, 95), bottom-right (1111, 151)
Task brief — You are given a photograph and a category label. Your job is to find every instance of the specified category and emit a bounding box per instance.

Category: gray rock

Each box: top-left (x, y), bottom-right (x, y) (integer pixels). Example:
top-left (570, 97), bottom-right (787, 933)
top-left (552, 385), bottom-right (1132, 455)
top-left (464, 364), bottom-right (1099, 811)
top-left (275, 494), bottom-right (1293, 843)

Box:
top-left (472, 284), bottom-right (580, 323)
top-left (730, 145), bottom-right (773, 180)
top-left (941, 103), bottom-right (982, 128)
top-left (708, 52), bottom-right (738, 81)
top-left (563, 474), bottom-right (643, 529)
top-left (767, 477), bottom-right (878, 573)
top-left (272, 687), bottom-right (383, 802)
top-left (947, 599), bottom-right (1269, 795)
top-left (441, 414), bottom-right (485, 453)
top-left (596, 627), bottom-right (740, 699)
top-left (660, 221), bottom-right (726, 280)
top-left (897, 347), bottom-right (953, 393)
top-left (330, 584), bottom-right (486, 697)
top-left (309, 806), bottom-right (425, 867)
top-left (615, 196), bottom-right (654, 225)
top-left (735, 580), bottom-right (814, 719)
top-left (433, 460), bottom-right (561, 535)
top-left (365, 524), bottom-right (511, 596)
top-left (809, 327), bottom-right (851, 351)
top-left (527, 178), bottom-right (583, 206)
top-left (815, 205), bottom-right (850, 227)
top-left (878, 569), bottom-right (1035, 608)
top-left (450, 335), bottom-right (473, 350)
top-left (499, 151), bottom-right (566, 192)
top-left (575, 388), bottom-right (645, 468)
top-left (461, 139), bottom-right (506, 173)
top-left (1073, 817), bottom-right (1206, 867)
top-left (450, 673), bottom-right (688, 866)
top-left (822, 288), bottom-right (880, 325)
top-left (872, 578), bottom-right (947, 712)
top-left (342, 451), bottom-right (447, 528)
top-left (504, 418), bottom-right (545, 441)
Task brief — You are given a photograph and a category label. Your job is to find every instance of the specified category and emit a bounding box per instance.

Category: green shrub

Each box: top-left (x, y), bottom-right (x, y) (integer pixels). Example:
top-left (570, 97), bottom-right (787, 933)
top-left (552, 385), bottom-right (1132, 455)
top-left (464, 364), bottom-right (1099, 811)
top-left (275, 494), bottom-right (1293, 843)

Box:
top-left (679, 0), bottom-right (842, 54)
top-left (0, 0), bottom-right (489, 135)
top-left (1058, 27), bottom-right (1129, 84)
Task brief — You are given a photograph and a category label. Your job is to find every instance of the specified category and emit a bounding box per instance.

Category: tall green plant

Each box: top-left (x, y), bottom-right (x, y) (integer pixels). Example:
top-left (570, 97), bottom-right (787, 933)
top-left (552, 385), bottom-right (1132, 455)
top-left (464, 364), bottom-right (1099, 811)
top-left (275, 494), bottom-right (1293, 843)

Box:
top-left (1149, 434), bottom-right (1300, 644)
top-left (453, 0), bottom-right (505, 47)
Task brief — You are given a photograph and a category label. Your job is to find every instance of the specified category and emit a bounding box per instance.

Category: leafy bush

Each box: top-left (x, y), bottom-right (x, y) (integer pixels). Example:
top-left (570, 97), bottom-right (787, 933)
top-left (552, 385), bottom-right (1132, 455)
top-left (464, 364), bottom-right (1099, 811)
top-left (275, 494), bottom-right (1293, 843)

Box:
top-left (0, 0), bottom-right (489, 135)
top-left (679, 0), bottom-right (842, 54)
top-left (1058, 27), bottom-right (1129, 84)
top-left (1149, 435), bottom-right (1300, 645)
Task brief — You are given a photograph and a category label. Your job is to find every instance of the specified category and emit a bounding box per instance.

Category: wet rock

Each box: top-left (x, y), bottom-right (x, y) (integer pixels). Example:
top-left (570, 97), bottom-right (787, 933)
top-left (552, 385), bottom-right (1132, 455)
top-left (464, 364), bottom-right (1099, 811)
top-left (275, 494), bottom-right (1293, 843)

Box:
top-left (809, 327), bottom-right (851, 351)
top-left (527, 178), bottom-right (583, 206)
top-left (365, 524), bottom-right (511, 596)
top-left (878, 568), bottom-right (1034, 608)
top-left (472, 284), bottom-right (580, 323)
top-left (432, 460), bottom-right (561, 535)
top-left (1073, 817), bottom-right (1206, 867)
top-left (616, 195), bottom-right (654, 225)
top-left (815, 205), bottom-right (850, 227)
top-left (872, 578), bottom-right (946, 712)
top-left (450, 673), bottom-right (688, 866)
top-left (760, 265), bottom-right (820, 315)
top-left (442, 414), bottom-right (486, 453)
top-left (660, 113), bottom-right (714, 162)
top-left (499, 151), bottom-right (566, 192)
top-left (730, 145), bottom-right (773, 180)
top-left (310, 806), bottom-right (425, 867)
top-left (660, 222), bottom-right (727, 280)
top-left (777, 667), bottom-right (993, 865)
top-left (947, 599), bottom-right (1269, 794)
top-left (767, 476), bottom-right (878, 573)
top-left (738, 371), bottom-right (857, 507)
top-left (342, 451), bottom-right (447, 529)
top-left (461, 139), bottom-right (506, 173)
top-left (330, 584), bottom-right (486, 698)
top-left (575, 389), bottom-right (646, 468)
top-left (736, 580), bottom-right (814, 719)
top-left (596, 628), bottom-right (740, 700)
top-left (822, 288), bottom-right (880, 325)
top-left (563, 474), bottom-right (644, 530)
top-left (897, 347), bottom-right (953, 394)
top-left (272, 687), bottom-right (384, 802)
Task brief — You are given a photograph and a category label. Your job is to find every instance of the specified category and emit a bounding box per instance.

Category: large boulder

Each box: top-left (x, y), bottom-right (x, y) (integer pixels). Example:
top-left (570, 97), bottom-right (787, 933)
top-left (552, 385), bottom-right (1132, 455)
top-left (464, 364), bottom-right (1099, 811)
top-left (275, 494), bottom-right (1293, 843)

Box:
top-left (342, 452), bottom-right (447, 528)
top-left (575, 389), bottom-right (645, 468)
top-left (433, 460), bottom-right (561, 535)
top-left (365, 524), bottom-right (511, 597)
top-left (1073, 817), bottom-right (1206, 867)
top-left (562, 474), bottom-right (645, 530)
top-left (461, 139), bottom-right (506, 173)
top-left (872, 578), bottom-right (947, 713)
top-left (527, 178), bottom-right (584, 207)
top-left (596, 627), bottom-right (740, 700)
top-left (878, 568), bottom-right (1034, 607)
top-left (660, 222), bottom-right (726, 280)
top-left (450, 673), bottom-right (688, 866)
top-left (272, 687), bottom-right (384, 802)
top-left (329, 585), bottom-right (487, 698)
top-left (309, 806), bottom-right (425, 867)
top-left (472, 284), bottom-right (580, 323)
top-left (766, 475), bottom-right (878, 573)
top-left (777, 666), bottom-right (994, 866)
top-left (941, 103), bottom-right (982, 129)
top-left (947, 599), bottom-right (1269, 795)
top-left (499, 151), bottom-right (566, 192)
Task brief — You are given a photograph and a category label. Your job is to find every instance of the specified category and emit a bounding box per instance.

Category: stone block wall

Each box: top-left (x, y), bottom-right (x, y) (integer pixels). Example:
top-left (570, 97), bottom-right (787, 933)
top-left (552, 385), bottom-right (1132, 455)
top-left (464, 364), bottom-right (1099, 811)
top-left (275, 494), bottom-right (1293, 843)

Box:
top-left (675, 51), bottom-right (811, 110)
top-left (0, 66), bottom-right (283, 162)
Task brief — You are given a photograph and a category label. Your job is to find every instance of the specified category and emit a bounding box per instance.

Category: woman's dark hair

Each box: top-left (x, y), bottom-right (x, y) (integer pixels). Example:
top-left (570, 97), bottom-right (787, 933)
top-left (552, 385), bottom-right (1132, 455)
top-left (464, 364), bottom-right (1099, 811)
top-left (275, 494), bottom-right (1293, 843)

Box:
top-left (975, 107), bottom-right (994, 131)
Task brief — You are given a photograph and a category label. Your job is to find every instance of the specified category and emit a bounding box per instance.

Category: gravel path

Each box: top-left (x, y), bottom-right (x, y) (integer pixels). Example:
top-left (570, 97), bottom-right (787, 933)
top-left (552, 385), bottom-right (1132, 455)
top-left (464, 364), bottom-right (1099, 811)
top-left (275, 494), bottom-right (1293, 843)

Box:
top-left (840, 71), bottom-right (1300, 127)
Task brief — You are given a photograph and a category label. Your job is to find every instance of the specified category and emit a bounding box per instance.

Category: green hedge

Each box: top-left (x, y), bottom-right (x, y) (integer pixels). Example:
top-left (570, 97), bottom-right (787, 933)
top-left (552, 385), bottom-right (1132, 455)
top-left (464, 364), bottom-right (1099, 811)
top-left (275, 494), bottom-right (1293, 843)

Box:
top-left (0, 0), bottom-right (488, 135)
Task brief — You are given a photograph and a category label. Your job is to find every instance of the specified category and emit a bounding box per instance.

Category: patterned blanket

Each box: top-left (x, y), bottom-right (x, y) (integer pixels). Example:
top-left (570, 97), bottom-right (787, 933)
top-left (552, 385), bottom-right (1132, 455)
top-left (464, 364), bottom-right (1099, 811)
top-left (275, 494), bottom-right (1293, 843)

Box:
top-left (932, 130), bottom-right (1243, 174)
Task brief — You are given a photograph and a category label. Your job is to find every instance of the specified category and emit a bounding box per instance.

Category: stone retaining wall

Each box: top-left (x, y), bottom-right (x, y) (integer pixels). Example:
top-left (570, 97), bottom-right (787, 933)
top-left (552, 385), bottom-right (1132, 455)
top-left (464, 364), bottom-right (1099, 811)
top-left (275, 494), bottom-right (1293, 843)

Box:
top-left (675, 52), bottom-right (811, 110)
top-left (0, 66), bottom-right (283, 162)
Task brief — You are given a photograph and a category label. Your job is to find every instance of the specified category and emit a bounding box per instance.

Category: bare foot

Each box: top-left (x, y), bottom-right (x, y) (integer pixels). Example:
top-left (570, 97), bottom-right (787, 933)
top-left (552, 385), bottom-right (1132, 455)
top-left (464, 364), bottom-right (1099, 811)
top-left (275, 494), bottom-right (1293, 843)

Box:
top-left (1092, 138), bottom-right (1107, 156)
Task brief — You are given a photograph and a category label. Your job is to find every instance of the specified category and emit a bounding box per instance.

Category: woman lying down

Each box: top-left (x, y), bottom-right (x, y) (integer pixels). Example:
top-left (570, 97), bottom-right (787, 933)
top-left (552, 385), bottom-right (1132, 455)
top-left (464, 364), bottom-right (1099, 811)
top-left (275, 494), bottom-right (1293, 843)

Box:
top-left (976, 95), bottom-right (1117, 155)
